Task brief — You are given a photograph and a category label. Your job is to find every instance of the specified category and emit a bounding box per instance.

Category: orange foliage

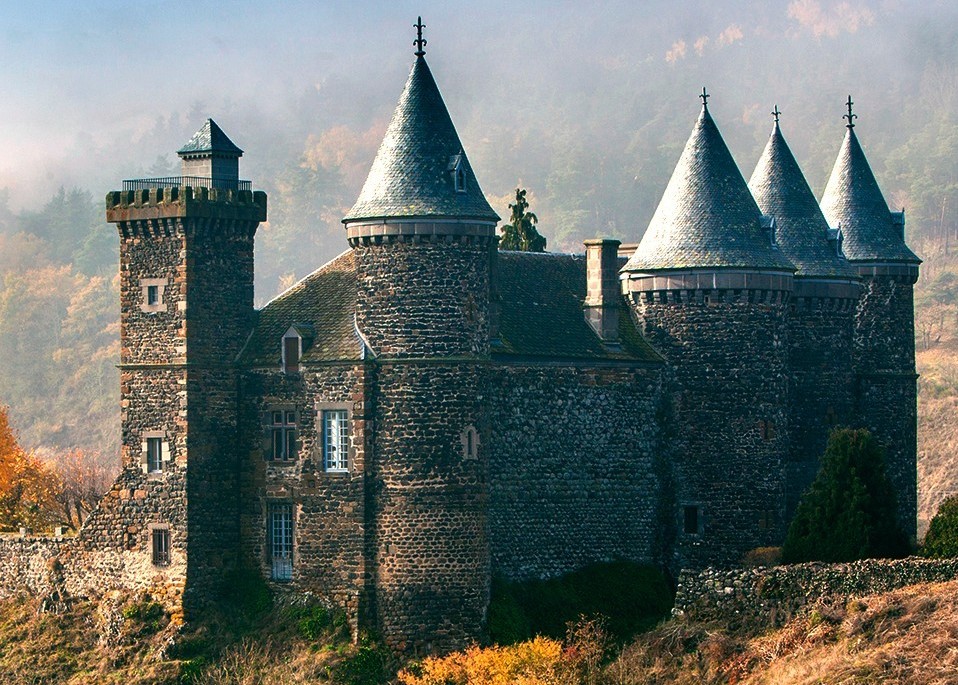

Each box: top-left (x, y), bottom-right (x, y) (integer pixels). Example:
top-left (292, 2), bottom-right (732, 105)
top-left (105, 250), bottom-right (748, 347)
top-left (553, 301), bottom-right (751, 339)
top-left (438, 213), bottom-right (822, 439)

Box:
top-left (0, 405), bottom-right (61, 532)
top-left (398, 637), bottom-right (567, 685)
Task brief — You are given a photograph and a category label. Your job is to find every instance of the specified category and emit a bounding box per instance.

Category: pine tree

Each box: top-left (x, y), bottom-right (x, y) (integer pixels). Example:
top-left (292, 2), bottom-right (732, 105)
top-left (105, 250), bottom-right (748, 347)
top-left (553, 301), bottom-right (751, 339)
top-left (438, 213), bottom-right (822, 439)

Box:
top-left (499, 188), bottom-right (547, 252)
top-left (782, 428), bottom-right (910, 563)
top-left (922, 496), bottom-right (958, 558)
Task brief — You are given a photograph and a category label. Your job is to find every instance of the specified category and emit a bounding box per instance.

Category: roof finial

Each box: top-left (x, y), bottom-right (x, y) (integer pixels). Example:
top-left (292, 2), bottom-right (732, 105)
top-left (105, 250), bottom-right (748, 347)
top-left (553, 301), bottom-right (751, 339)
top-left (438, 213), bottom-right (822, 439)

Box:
top-left (771, 104), bottom-right (781, 125)
top-left (414, 16), bottom-right (427, 57)
top-left (700, 87), bottom-right (710, 110)
top-left (844, 95), bottom-right (857, 129)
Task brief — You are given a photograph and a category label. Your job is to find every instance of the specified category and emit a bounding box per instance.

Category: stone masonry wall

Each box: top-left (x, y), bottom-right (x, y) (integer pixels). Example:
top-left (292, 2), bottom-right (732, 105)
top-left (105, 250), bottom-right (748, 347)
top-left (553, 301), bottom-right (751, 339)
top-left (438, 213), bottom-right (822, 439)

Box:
top-left (674, 557), bottom-right (958, 628)
top-left (238, 362), bottom-right (370, 636)
top-left (487, 362), bottom-right (666, 581)
top-left (785, 294), bottom-right (857, 519)
top-left (631, 292), bottom-right (791, 570)
top-left (854, 276), bottom-right (918, 539)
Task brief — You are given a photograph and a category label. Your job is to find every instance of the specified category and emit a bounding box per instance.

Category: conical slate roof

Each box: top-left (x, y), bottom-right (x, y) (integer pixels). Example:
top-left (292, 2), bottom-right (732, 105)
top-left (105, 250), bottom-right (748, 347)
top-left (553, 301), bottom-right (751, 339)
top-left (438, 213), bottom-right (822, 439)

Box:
top-left (177, 119), bottom-right (243, 156)
top-left (749, 122), bottom-right (858, 280)
top-left (343, 56), bottom-right (498, 223)
top-left (625, 106), bottom-right (795, 272)
top-left (820, 127), bottom-right (919, 263)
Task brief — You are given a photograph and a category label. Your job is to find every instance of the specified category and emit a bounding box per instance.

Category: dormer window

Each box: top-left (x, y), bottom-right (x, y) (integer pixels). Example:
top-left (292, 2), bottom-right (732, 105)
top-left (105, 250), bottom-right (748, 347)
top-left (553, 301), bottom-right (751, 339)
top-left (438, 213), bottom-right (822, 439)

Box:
top-left (760, 215), bottom-right (777, 247)
top-left (282, 329), bottom-right (301, 374)
top-left (828, 225), bottom-right (845, 258)
top-left (449, 154), bottom-right (466, 193)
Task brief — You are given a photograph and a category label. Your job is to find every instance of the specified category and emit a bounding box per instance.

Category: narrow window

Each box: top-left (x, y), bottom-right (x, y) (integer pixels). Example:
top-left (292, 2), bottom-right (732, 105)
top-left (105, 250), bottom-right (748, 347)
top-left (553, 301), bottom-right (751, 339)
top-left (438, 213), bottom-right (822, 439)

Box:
top-left (268, 504), bottom-right (293, 581)
top-left (323, 410), bottom-right (349, 472)
top-left (147, 285), bottom-right (160, 306)
top-left (455, 165), bottom-right (466, 192)
top-left (283, 336), bottom-right (300, 373)
top-left (758, 419), bottom-right (776, 442)
top-left (461, 425), bottom-right (479, 460)
top-left (146, 437), bottom-right (163, 473)
top-left (269, 411), bottom-right (298, 462)
top-left (683, 505), bottom-right (700, 535)
top-left (758, 510), bottom-right (774, 530)
top-left (152, 528), bottom-right (170, 566)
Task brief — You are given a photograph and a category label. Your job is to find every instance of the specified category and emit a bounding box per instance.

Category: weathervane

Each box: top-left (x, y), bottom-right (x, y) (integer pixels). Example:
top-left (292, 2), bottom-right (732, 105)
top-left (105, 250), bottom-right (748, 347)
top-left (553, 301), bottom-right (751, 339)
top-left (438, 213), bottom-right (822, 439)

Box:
top-left (844, 95), bottom-right (857, 128)
top-left (771, 105), bottom-right (781, 125)
top-left (700, 87), bottom-right (710, 110)
top-left (414, 16), bottom-right (427, 57)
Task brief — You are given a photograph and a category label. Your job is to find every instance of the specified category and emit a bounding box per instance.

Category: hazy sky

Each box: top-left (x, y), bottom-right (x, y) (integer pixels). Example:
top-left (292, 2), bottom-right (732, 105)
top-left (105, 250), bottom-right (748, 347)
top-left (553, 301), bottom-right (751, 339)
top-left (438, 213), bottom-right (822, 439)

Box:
top-left (0, 0), bottom-right (955, 211)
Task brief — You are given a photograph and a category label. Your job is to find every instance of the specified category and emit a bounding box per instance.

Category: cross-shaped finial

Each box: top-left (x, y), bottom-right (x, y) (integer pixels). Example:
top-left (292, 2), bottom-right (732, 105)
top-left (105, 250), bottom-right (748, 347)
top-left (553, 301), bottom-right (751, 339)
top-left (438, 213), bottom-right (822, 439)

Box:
top-left (414, 16), bottom-right (427, 57)
top-left (843, 95), bottom-right (857, 128)
top-left (700, 87), bottom-right (710, 110)
top-left (771, 105), bottom-right (781, 125)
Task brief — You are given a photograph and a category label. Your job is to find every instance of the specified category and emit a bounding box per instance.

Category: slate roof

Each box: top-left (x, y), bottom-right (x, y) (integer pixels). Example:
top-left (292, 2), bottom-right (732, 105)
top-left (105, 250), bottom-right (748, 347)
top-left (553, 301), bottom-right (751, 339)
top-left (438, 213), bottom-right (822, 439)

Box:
top-left (748, 123), bottom-right (858, 280)
top-left (239, 251), bottom-right (660, 366)
top-left (495, 252), bottom-right (661, 363)
top-left (624, 106), bottom-right (795, 273)
top-left (820, 127), bottom-right (919, 263)
top-left (238, 251), bottom-right (362, 366)
top-left (177, 119), bottom-right (243, 156)
top-left (343, 56), bottom-right (499, 223)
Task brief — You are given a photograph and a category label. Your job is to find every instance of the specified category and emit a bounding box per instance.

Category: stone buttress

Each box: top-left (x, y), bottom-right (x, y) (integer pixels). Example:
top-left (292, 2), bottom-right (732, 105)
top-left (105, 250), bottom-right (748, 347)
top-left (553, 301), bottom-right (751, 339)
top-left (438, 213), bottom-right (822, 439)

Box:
top-left (106, 121), bottom-right (266, 613)
top-left (749, 117), bottom-right (860, 520)
top-left (622, 98), bottom-right (796, 569)
top-left (821, 105), bottom-right (921, 540)
top-left (342, 49), bottom-right (498, 652)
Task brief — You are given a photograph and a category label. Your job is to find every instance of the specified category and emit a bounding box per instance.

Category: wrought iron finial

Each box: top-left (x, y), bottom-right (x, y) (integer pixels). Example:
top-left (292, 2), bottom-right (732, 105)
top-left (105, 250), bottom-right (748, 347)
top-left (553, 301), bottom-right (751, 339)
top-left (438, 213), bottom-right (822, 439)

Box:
top-left (414, 16), bottom-right (427, 57)
top-left (844, 95), bottom-right (857, 128)
top-left (771, 105), bottom-right (781, 125)
top-left (700, 87), bottom-right (710, 110)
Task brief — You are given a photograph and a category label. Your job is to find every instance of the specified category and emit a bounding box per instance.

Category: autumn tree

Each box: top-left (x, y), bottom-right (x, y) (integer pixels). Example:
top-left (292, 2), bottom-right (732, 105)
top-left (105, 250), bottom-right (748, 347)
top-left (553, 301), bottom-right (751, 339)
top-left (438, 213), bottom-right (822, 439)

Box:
top-left (0, 405), bottom-right (60, 532)
top-left (51, 448), bottom-right (111, 531)
top-left (783, 428), bottom-right (910, 563)
top-left (500, 188), bottom-right (547, 252)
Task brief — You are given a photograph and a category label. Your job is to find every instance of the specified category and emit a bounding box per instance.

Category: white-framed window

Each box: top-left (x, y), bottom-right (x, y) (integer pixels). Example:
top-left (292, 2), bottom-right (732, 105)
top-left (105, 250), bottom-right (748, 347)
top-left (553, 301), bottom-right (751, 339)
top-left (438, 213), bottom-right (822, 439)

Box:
top-left (268, 503), bottom-right (293, 581)
top-left (146, 436), bottom-right (164, 473)
top-left (139, 278), bottom-right (168, 313)
top-left (268, 410), bottom-right (298, 462)
top-left (152, 527), bottom-right (170, 566)
top-left (323, 410), bottom-right (349, 472)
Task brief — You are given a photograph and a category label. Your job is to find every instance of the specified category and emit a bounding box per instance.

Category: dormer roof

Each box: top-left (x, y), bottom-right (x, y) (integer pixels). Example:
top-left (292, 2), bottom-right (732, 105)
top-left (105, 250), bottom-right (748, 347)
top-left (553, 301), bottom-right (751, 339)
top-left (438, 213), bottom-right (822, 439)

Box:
top-left (624, 105), bottom-right (795, 273)
top-left (342, 56), bottom-right (499, 223)
top-left (177, 119), bottom-right (243, 157)
top-left (749, 122), bottom-right (858, 280)
top-left (820, 127), bottom-right (919, 264)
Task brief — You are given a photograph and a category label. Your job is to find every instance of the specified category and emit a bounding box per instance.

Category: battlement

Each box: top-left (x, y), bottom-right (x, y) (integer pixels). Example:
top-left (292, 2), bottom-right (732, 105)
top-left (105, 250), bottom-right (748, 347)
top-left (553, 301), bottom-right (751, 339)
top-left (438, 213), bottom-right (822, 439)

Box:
top-left (106, 186), bottom-right (267, 223)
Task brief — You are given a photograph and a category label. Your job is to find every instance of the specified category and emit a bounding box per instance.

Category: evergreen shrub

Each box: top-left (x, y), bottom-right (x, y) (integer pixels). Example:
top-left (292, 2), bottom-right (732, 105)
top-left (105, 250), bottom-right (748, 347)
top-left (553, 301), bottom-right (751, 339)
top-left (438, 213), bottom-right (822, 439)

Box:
top-left (923, 495), bottom-right (958, 558)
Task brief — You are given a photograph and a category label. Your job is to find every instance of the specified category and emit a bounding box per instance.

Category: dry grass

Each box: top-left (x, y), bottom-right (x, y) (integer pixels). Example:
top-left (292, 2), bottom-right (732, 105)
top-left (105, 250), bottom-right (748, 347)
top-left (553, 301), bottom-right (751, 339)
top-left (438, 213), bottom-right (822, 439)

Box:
top-left (918, 341), bottom-right (958, 537)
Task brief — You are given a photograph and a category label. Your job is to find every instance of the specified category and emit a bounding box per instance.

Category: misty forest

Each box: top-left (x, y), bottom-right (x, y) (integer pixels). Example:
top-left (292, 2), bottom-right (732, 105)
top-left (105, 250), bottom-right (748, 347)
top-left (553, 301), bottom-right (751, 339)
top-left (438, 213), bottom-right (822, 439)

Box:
top-left (0, 1), bottom-right (957, 533)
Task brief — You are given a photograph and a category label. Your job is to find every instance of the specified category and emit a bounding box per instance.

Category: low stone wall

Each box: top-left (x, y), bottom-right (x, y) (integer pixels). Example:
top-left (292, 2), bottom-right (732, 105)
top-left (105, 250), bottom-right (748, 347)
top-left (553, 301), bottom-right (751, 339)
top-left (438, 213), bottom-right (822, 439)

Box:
top-left (674, 557), bottom-right (958, 628)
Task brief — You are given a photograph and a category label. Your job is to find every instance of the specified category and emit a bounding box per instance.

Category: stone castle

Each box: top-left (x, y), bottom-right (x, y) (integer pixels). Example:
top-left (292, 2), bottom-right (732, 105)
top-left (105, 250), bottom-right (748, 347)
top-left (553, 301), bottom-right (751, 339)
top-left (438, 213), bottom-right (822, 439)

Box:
top-left (0, 29), bottom-right (919, 653)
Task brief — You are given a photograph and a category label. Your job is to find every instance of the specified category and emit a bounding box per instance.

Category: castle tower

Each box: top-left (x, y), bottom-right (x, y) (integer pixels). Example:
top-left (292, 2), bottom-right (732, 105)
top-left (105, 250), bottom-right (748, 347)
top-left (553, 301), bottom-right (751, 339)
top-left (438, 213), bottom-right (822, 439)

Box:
top-left (106, 122), bottom-right (266, 611)
top-left (820, 99), bottom-right (921, 539)
top-left (621, 94), bottom-right (796, 569)
top-left (748, 111), bottom-right (861, 520)
top-left (342, 22), bottom-right (499, 652)
top-left (177, 118), bottom-right (243, 188)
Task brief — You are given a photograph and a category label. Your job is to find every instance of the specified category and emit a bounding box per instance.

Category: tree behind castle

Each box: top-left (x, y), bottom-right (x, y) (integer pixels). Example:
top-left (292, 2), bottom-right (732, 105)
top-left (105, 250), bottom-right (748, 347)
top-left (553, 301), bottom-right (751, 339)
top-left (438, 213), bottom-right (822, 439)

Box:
top-left (499, 188), bottom-right (546, 252)
top-left (783, 428), bottom-right (910, 563)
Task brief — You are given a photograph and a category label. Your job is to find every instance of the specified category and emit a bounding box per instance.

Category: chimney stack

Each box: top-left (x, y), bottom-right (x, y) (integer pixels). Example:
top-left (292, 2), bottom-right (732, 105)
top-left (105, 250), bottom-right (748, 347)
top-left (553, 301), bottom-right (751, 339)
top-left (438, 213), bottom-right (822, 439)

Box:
top-left (583, 238), bottom-right (622, 342)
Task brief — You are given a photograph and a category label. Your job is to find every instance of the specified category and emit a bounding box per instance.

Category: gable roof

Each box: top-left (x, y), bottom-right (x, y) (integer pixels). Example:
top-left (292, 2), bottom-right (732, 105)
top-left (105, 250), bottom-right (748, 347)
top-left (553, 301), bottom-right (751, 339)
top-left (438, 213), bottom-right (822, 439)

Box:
top-left (820, 127), bottom-right (919, 264)
top-left (495, 252), bottom-right (661, 363)
top-left (749, 122), bottom-right (858, 280)
top-left (342, 56), bottom-right (499, 223)
top-left (239, 250), bottom-right (660, 366)
top-left (238, 251), bottom-right (362, 366)
top-left (177, 119), bottom-right (243, 157)
top-left (624, 106), bottom-right (795, 273)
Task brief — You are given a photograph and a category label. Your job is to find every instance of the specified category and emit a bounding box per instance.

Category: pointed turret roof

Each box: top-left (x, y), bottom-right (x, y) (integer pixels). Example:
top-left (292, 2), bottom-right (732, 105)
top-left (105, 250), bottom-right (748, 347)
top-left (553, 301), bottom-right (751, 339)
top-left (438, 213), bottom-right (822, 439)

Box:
top-left (624, 104), bottom-right (794, 272)
top-left (820, 126), bottom-right (919, 263)
top-left (177, 118), bottom-right (243, 156)
top-left (749, 121), bottom-right (858, 279)
top-left (343, 55), bottom-right (498, 223)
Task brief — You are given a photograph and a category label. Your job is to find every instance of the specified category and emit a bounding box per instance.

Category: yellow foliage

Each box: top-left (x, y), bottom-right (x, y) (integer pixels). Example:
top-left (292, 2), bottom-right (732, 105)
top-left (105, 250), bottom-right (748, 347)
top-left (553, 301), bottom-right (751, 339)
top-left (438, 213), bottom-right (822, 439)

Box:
top-left (398, 637), bottom-right (567, 685)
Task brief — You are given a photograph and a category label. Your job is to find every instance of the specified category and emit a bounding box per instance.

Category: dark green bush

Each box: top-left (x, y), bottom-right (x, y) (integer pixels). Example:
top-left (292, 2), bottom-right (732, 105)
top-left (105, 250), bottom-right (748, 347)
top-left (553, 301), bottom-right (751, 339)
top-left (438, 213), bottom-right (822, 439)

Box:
top-left (783, 428), bottom-right (910, 563)
top-left (923, 495), bottom-right (958, 558)
top-left (218, 566), bottom-right (273, 616)
top-left (488, 561), bottom-right (673, 644)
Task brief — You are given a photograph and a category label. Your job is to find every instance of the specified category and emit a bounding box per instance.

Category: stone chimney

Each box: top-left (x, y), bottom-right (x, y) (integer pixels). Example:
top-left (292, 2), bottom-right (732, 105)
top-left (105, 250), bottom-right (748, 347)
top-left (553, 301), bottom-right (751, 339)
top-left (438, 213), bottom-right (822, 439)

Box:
top-left (583, 238), bottom-right (621, 342)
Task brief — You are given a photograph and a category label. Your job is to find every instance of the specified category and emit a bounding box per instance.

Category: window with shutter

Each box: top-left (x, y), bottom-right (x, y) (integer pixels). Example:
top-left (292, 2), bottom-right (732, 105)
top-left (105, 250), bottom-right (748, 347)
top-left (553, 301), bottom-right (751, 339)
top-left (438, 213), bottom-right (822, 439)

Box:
top-left (146, 437), bottom-right (163, 473)
top-left (283, 336), bottom-right (300, 373)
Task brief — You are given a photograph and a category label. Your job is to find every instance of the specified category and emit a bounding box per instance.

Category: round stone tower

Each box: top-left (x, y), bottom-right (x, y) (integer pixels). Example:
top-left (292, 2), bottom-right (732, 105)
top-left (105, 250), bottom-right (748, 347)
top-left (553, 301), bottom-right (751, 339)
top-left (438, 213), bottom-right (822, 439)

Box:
top-left (820, 99), bottom-right (921, 540)
top-left (341, 29), bottom-right (498, 652)
top-left (621, 95), bottom-right (796, 569)
top-left (748, 112), bottom-right (861, 521)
